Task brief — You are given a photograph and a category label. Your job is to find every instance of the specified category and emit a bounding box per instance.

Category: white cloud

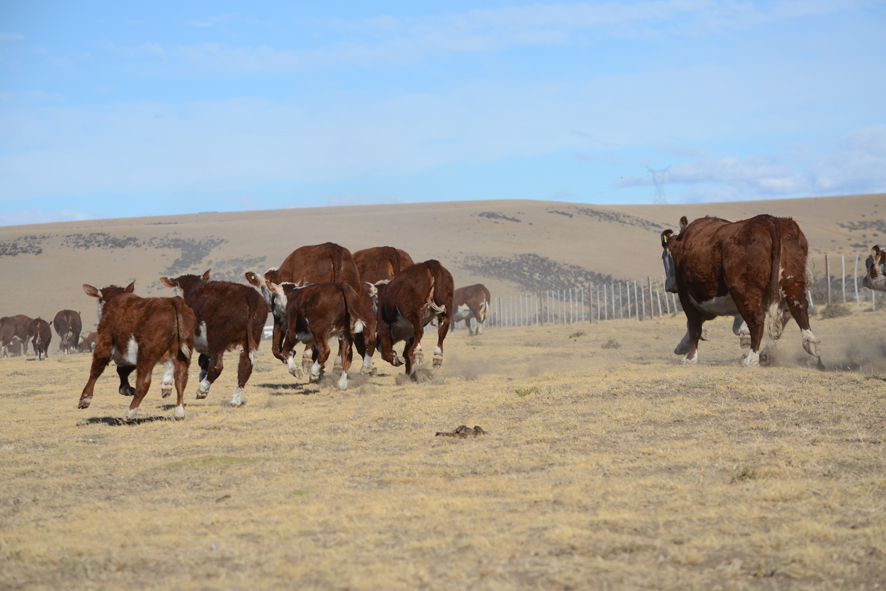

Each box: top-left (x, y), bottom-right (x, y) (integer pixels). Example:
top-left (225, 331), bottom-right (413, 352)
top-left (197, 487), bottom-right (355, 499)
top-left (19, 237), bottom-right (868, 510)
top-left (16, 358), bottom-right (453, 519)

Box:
top-left (0, 207), bottom-right (92, 227)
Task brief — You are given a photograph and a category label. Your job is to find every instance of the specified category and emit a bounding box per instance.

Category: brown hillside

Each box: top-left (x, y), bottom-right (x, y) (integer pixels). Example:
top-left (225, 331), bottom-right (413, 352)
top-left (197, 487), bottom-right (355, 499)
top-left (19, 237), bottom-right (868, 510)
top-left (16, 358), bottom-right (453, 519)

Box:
top-left (0, 193), bottom-right (882, 332)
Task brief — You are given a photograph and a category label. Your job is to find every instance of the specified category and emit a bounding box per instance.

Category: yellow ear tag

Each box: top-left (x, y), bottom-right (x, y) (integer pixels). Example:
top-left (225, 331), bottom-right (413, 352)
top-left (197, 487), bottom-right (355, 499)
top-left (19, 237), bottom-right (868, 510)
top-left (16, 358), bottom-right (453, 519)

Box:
top-left (663, 235), bottom-right (668, 244)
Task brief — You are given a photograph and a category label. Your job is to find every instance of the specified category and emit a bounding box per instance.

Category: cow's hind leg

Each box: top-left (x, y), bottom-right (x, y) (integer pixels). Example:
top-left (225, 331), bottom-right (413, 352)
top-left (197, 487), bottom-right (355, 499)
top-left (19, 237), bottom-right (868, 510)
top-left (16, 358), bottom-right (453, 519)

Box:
top-left (682, 308), bottom-right (704, 364)
top-left (783, 281), bottom-right (821, 360)
top-left (231, 346), bottom-right (253, 406)
top-left (731, 296), bottom-right (766, 367)
top-left (310, 339), bottom-right (330, 383)
top-left (78, 339), bottom-right (114, 409)
top-left (173, 349), bottom-right (190, 420)
top-left (160, 358), bottom-right (174, 398)
top-left (196, 349), bottom-right (224, 399)
top-left (338, 338), bottom-right (352, 391)
top-left (122, 361), bottom-right (154, 424)
top-left (117, 365), bottom-right (136, 396)
top-left (404, 316), bottom-right (425, 379)
top-left (433, 314), bottom-right (450, 369)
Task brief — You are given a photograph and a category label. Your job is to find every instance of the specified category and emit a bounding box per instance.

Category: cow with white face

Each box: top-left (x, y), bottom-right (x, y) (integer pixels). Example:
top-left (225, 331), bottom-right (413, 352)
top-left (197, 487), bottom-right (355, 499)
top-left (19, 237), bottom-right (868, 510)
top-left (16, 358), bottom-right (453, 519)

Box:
top-left (451, 284), bottom-right (491, 336)
top-left (864, 246), bottom-right (886, 292)
top-left (662, 214), bottom-right (821, 366)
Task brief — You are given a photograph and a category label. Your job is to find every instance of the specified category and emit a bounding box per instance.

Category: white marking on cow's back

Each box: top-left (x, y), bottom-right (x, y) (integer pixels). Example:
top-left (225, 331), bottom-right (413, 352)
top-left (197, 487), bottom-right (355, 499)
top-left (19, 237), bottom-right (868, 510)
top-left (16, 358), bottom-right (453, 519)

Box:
top-left (690, 294), bottom-right (740, 317)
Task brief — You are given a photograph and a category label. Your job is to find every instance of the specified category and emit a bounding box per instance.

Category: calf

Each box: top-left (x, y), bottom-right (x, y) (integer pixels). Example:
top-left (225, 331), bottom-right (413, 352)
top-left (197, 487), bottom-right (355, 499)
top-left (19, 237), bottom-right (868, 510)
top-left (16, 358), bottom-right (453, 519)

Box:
top-left (79, 331), bottom-right (98, 352)
top-left (376, 260), bottom-right (453, 378)
top-left (451, 284), bottom-right (491, 335)
top-left (53, 309), bottom-right (82, 354)
top-left (79, 282), bottom-right (196, 423)
top-left (159, 270), bottom-right (268, 407)
top-left (267, 281), bottom-right (369, 390)
top-left (28, 317), bottom-right (52, 360)
top-left (1, 315), bottom-right (32, 357)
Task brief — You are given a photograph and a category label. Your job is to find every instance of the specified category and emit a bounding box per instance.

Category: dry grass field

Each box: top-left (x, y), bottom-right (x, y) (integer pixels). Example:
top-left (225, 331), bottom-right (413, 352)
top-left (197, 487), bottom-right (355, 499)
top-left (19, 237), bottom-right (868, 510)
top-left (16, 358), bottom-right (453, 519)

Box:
top-left (2, 305), bottom-right (885, 590)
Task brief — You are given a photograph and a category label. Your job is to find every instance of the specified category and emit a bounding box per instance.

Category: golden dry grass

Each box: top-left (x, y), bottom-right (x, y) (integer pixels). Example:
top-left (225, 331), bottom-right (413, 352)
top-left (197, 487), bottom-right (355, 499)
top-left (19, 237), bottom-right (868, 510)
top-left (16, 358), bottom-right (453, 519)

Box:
top-left (1, 309), bottom-right (885, 590)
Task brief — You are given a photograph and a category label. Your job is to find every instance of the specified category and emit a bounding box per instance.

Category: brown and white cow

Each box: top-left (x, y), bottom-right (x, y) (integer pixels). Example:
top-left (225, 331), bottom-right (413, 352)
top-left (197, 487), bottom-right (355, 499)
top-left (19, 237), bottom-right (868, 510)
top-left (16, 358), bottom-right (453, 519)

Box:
top-left (452, 284), bottom-right (491, 335)
top-left (662, 214), bottom-right (821, 366)
top-left (0, 315), bottom-right (32, 357)
top-left (79, 282), bottom-right (197, 423)
top-left (79, 331), bottom-right (98, 352)
top-left (53, 309), bottom-right (82, 354)
top-left (262, 243), bottom-right (366, 372)
top-left (864, 245), bottom-right (886, 292)
top-left (266, 281), bottom-right (370, 390)
top-left (376, 260), bottom-right (453, 378)
top-left (28, 317), bottom-right (52, 360)
top-left (159, 270), bottom-right (269, 407)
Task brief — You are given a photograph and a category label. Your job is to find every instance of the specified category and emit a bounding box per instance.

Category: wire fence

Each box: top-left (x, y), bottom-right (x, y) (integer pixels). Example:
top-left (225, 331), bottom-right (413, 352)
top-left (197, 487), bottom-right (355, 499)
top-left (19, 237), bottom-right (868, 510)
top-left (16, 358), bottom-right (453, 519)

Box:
top-left (454, 253), bottom-right (884, 332)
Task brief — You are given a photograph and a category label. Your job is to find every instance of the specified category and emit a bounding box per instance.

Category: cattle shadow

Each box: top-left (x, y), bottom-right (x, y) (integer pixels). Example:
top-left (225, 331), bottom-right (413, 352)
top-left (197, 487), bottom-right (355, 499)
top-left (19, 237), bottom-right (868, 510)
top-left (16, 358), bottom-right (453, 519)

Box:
top-left (258, 382), bottom-right (316, 396)
top-left (76, 415), bottom-right (171, 427)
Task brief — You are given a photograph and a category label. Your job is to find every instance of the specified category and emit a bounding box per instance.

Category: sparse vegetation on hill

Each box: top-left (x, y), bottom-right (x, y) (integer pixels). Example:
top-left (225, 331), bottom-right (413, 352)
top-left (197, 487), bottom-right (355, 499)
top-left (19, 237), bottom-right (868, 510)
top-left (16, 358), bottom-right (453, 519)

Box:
top-left (0, 234), bottom-right (47, 256)
top-left (460, 252), bottom-right (613, 292)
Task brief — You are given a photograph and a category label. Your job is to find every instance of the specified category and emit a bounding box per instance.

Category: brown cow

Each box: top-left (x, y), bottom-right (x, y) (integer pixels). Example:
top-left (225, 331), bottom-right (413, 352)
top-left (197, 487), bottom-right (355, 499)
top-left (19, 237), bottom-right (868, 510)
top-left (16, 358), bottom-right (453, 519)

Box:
top-left (353, 246), bottom-right (415, 283)
top-left (662, 214), bottom-right (821, 366)
top-left (79, 331), bottom-right (98, 352)
top-left (261, 242), bottom-right (375, 374)
top-left (28, 317), bottom-right (52, 360)
top-left (159, 270), bottom-right (269, 406)
top-left (864, 245), bottom-right (886, 292)
top-left (1, 315), bottom-right (32, 357)
top-left (376, 260), bottom-right (453, 378)
top-left (53, 309), bottom-right (82, 354)
top-left (267, 281), bottom-right (370, 390)
top-left (452, 284), bottom-right (491, 336)
top-left (78, 282), bottom-right (196, 423)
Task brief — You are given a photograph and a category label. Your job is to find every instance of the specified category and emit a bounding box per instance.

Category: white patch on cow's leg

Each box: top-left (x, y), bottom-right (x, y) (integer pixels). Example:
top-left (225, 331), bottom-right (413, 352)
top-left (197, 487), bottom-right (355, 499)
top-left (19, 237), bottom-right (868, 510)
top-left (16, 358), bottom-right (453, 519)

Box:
top-left (682, 350), bottom-right (698, 364)
top-left (310, 360), bottom-right (322, 383)
top-left (360, 353), bottom-right (374, 375)
top-left (433, 345), bottom-right (443, 369)
top-left (248, 349), bottom-right (256, 366)
top-left (174, 405), bottom-right (185, 420)
top-left (122, 407), bottom-right (138, 424)
top-left (674, 332), bottom-right (691, 355)
top-left (742, 349), bottom-right (760, 367)
top-left (196, 378), bottom-right (211, 399)
top-left (229, 386), bottom-right (244, 407)
top-left (287, 356), bottom-right (304, 379)
top-left (160, 359), bottom-right (174, 398)
top-left (338, 372), bottom-right (348, 391)
top-left (801, 329), bottom-right (821, 357)
top-left (414, 343), bottom-right (424, 365)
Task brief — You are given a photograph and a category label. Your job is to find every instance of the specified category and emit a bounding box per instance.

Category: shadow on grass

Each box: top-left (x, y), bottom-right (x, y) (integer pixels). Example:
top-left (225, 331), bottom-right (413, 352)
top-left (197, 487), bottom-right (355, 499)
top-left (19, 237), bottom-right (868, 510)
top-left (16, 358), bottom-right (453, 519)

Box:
top-left (77, 415), bottom-right (170, 427)
top-left (258, 382), bottom-right (315, 396)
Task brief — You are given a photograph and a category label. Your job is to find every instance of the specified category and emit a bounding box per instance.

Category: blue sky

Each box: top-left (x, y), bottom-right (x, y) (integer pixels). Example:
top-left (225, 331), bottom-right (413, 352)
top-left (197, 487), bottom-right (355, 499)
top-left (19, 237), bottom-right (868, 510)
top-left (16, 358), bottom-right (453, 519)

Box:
top-left (1, 0), bottom-right (884, 225)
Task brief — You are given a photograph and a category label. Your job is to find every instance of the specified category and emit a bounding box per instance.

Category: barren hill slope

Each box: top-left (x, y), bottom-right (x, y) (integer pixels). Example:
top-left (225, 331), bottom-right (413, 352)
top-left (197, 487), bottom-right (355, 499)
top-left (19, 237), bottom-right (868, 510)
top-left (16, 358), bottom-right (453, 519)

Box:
top-left (0, 193), bottom-right (881, 332)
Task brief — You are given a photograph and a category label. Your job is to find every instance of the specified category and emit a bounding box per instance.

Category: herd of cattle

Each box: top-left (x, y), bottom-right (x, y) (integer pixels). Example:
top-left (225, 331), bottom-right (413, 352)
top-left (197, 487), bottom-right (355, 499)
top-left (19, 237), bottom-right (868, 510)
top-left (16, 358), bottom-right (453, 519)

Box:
top-left (2, 214), bottom-right (886, 424)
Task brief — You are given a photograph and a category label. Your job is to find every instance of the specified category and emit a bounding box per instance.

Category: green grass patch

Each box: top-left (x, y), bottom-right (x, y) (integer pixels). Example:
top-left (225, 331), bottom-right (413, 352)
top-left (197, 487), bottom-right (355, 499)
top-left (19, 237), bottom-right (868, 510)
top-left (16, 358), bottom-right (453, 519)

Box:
top-left (731, 465), bottom-right (759, 483)
top-left (516, 386), bottom-right (540, 397)
top-left (289, 490), bottom-right (309, 497)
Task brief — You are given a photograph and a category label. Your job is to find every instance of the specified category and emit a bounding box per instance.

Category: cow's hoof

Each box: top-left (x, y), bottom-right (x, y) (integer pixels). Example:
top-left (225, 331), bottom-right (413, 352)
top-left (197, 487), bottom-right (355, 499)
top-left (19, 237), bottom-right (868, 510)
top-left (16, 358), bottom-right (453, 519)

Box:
top-left (433, 355), bottom-right (443, 369)
top-left (739, 335), bottom-right (751, 349)
top-left (700, 327), bottom-right (710, 341)
top-left (119, 386), bottom-right (135, 397)
top-left (802, 331), bottom-right (822, 358)
top-left (338, 373), bottom-right (348, 391)
top-left (195, 392), bottom-right (208, 400)
top-left (173, 405), bottom-right (185, 420)
top-left (161, 386), bottom-right (173, 398)
top-left (78, 397), bottom-right (92, 409)
top-left (391, 355), bottom-right (403, 367)
top-left (333, 356), bottom-right (343, 370)
top-left (121, 408), bottom-right (138, 424)
top-left (681, 352), bottom-right (698, 364)
top-left (742, 351), bottom-right (760, 367)
top-left (415, 353), bottom-right (424, 366)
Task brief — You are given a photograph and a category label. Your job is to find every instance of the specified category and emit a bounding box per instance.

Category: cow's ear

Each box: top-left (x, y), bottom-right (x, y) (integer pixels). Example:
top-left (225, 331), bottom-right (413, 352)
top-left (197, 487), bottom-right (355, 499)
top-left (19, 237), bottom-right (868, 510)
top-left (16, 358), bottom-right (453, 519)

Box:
top-left (83, 284), bottom-right (100, 299)
top-left (202, 269), bottom-right (211, 281)
top-left (245, 272), bottom-right (261, 287)
top-left (679, 216), bottom-right (689, 232)
top-left (876, 245), bottom-right (886, 266)
top-left (269, 282), bottom-right (284, 296)
top-left (125, 281), bottom-right (135, 293)
top-left (364, 281), bottom-right (378, 297)
top-left (661, 229), bottom-right (674, 249)
top-left (159, 277), bottom-right (176, 288)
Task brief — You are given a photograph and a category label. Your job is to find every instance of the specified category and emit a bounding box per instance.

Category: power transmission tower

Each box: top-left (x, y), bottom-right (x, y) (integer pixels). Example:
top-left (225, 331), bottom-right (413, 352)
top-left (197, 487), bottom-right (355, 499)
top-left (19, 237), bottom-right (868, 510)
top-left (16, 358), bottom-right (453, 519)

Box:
top-left (646, 166), bottom-right (669, 204)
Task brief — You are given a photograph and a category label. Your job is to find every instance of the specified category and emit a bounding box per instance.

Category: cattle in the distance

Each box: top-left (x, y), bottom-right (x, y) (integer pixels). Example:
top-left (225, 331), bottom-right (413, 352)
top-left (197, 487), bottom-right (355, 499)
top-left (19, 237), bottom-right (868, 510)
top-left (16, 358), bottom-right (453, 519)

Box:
top-left (1, 315), bottom-right (32, 358)
top-left (79, 331), bottom-right (98, 352)
top-left (376, 260), bottom-right (453, 378)
top-left (159, 270), bottom-right (269, 407)
top-left (28, 317), bottom-right (52, 361)
top-left (266, 281), bottom-right (370, 390)
top-left (53, 309), bottom-right (82, 354)
top-left (260, 242), bottom-right (373, 374)
top-left (864, 245), bottom-right (886, 292)
top-left (661, 214), bottom-right (821, 366)
top-left (451, 284), bottom-right (491, 336)
top-left (78, 282), bottom-right (197, 423)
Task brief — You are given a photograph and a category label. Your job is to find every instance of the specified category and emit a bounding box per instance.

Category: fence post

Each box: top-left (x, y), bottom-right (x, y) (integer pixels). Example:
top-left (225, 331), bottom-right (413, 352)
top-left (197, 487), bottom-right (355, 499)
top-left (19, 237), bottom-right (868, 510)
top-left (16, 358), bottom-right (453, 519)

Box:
top-left (648, 276), bottom-right (654, 318)
top-left (634, 281), bottom-right (639, 320)
top-left (664, 284), bottom-right (671, 315)
top-left (855, 255), bottom-right (860, 309)
top-left (603, 286), bottom-right (608, 321)
top-left (626, 282), bottom-right (631, 319)
top-left (826, 254), bottom-right (831, 305)
top-left (672, 293), bottom-right (678, 315)
top-left (656, 288), bottom-right (663, 318)
top-left (619, 283), bottom-right (623, 320)
top-left (641, 281), bottom-right (646, 320)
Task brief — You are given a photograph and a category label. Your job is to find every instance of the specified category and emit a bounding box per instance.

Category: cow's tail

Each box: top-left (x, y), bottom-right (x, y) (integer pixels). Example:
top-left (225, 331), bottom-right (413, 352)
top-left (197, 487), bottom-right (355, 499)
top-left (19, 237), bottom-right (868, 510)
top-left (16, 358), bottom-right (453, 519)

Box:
top-left (765, 216), bottom-right (783, 341)
top-left (171, 298), bottom-right (193, 361)
top-left (245, 295), bottom-right (258, 357)
top-left (331, 243), bottom-right (344, 284)
top-left (340, 284), bottom-right (365, 338)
